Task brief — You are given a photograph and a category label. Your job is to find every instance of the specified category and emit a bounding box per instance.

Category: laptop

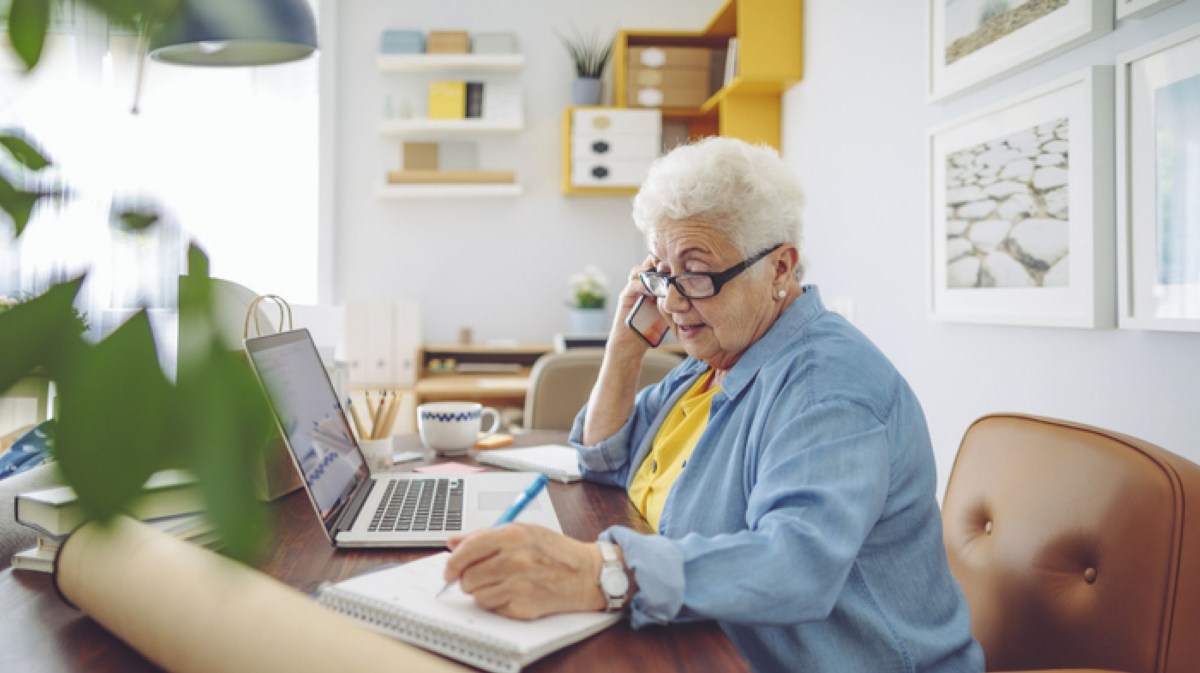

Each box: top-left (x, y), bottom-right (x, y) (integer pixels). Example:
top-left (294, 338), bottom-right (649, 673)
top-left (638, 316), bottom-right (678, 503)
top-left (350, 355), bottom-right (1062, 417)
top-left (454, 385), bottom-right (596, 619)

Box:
top-left (245, 328), bottom-right (561, 548)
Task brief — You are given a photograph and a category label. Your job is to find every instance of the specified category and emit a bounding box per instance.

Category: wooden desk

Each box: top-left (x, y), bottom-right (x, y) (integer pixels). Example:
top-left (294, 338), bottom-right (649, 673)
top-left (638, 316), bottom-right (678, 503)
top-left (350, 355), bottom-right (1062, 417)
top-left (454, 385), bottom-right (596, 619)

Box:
top-left (0, 431), bottom-right (748, 673)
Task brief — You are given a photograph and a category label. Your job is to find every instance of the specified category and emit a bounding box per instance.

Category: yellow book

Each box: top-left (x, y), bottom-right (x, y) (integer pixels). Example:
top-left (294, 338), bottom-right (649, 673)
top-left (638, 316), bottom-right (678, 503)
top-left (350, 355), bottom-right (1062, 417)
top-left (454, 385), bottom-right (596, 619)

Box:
top-left (428, 80), bottom-right (466, 119)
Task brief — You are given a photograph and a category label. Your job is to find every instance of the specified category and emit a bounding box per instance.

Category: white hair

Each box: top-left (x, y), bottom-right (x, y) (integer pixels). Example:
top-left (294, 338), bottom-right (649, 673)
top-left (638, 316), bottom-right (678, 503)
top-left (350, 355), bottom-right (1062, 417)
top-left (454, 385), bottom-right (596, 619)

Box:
top-left (632, 136), bottom-right (807, 280)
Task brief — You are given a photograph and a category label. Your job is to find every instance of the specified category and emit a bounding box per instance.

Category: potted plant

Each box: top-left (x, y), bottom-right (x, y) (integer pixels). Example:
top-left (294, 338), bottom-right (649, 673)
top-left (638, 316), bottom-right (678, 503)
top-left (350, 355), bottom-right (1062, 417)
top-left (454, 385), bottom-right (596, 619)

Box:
top-left (567, 264), bottom-right (609, 333)
top-left (557, 25), bottom-right (614, 106)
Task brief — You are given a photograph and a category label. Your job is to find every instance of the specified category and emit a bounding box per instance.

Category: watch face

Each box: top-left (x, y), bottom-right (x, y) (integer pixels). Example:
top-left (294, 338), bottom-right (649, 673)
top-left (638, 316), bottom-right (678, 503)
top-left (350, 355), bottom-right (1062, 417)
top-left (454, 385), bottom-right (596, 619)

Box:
top-left (601, 566), bottom-right (630, 597)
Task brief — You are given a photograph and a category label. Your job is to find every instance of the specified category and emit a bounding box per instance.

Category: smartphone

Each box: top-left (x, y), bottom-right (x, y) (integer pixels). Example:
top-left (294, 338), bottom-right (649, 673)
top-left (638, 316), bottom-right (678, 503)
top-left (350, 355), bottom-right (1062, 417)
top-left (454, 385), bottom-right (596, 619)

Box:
top-left (625, 294), bottom-right (670, 347)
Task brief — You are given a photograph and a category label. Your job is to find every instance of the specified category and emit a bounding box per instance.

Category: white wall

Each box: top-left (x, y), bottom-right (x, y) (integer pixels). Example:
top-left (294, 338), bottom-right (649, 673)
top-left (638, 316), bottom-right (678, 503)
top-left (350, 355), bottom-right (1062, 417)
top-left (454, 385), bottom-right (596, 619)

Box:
top-left (332, 0), bottom-right (722, 344)
top-left (787, 0), bottom-right (1200, 492)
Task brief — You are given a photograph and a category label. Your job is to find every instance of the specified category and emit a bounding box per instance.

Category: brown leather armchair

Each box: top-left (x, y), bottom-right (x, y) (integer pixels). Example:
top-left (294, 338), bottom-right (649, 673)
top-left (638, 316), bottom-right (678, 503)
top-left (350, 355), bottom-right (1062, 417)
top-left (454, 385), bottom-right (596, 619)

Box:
top-left (942, 413), bottom-right (1200, 673)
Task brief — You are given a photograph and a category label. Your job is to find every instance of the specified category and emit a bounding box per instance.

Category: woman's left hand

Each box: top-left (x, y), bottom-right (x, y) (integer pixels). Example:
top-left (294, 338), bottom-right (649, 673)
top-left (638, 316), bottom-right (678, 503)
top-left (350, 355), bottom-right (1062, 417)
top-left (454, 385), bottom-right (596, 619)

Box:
top-left (444, 524), bottom-right (605, 620)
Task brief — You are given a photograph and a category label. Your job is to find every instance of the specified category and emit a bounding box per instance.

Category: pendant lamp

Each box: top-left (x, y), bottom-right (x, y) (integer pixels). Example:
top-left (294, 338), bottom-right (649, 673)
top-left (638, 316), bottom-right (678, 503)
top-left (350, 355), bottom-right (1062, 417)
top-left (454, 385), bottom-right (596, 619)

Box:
top-left (148, 0), bottom-right (317, 67)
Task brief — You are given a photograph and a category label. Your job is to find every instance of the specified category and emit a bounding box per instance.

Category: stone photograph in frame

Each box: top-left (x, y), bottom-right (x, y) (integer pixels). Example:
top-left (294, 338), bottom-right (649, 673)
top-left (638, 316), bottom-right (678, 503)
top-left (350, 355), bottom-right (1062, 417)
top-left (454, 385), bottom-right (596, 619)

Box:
top-left (1117, 22), bottom-right (1200, 331)
top-left (929, 67), bottom-right (1114, 327)
top-left (928, 0), bottom-right (1113, 101)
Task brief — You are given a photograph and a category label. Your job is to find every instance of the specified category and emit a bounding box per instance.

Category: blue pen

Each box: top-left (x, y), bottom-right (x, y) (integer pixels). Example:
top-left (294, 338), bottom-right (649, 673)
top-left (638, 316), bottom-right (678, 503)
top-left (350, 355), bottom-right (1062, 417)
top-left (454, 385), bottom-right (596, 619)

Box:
top-left (437, 474), bottom-right (549, 598)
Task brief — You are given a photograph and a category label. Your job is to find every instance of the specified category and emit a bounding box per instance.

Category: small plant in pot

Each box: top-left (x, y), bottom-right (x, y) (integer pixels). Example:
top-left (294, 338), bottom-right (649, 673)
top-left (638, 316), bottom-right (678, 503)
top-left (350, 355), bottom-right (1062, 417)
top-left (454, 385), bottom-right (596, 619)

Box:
top-left (557, 24), bottom-right (614, 106)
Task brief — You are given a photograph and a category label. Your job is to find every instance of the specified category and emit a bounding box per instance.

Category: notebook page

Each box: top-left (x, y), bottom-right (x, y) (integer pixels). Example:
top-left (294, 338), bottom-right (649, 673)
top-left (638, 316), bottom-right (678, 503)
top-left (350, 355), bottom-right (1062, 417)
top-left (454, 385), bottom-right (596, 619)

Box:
top-left (475, 445), bottom-right (582, 482)
top-left (329, 552), bottom-right (616, 656)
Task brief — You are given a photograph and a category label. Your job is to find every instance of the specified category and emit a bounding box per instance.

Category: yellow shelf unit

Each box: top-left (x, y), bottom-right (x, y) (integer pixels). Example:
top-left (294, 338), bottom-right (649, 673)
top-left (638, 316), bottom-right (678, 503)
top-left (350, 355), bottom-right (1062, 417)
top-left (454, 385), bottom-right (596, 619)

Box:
top-left (612, 0), bottom-right (803, 150)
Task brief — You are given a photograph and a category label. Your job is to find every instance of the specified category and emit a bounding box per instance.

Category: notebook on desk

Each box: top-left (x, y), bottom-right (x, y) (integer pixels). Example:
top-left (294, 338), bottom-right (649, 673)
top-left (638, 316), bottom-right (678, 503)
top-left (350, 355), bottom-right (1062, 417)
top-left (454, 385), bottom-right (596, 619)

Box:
top-left (245, 329), bottom-right (560, 548)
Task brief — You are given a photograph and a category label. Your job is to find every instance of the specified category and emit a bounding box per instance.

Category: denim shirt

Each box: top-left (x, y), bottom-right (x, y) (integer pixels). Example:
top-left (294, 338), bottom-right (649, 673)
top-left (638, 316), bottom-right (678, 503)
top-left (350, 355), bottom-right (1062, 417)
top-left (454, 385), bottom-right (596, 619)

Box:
top-left (569, 287), bottom-right (984, 673)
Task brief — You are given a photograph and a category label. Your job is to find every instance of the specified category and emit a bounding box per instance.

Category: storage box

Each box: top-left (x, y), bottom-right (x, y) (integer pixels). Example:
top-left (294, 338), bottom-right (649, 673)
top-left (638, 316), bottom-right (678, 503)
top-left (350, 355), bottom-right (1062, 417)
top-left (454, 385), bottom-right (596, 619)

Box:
top-left (472, 32), bottom-right (517, 54)
top-left (403, 142), bottom-right (439, 170)
top-left (627, 71), bottom-right (711, 108)
top-left (426, 30), bottom-right (470, 54)
top-left (380, 30), bottom-right (423, 54)
top-left (628, 46), bottom-right (712, 69)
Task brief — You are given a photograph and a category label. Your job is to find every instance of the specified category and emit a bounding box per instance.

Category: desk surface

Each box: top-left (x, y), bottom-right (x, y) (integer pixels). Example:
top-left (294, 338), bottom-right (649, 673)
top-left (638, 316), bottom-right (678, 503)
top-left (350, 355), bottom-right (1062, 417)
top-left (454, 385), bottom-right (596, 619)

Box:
top-left (0, 431), bottom-right (749, 673)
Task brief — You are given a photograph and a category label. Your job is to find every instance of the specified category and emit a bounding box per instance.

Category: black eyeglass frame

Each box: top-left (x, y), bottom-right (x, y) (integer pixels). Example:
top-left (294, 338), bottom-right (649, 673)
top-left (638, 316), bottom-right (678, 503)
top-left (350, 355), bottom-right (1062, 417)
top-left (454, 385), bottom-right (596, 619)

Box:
top-left (639, 244), bottom-right (783, 300)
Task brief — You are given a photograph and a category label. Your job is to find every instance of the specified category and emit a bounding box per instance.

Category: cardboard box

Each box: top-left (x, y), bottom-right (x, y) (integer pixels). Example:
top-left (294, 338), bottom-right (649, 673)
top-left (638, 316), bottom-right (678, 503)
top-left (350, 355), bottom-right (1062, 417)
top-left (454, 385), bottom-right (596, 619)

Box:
top-left (403, 142), bottom-right (438, 170)
top-left (426, 30), bottom-right (469, 54)
top-left (629, 85), bottom-right (710, 108)
top-left (626, 66), bottom-right (711, 108)
top-left (387, 169), bottom-right (515, 185)
top-left (380, 30), bottom-right (423, 54)
top-left (472, 32), bottom-right (517, 54)
top-left (628, 46), bottom-right (712, 69)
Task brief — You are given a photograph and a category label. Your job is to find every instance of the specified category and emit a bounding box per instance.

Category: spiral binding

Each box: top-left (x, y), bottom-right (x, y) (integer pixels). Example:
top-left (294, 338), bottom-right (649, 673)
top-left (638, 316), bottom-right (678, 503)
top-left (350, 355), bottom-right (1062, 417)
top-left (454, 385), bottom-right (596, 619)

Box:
top-left (316, 585), bottom-right (522, 673)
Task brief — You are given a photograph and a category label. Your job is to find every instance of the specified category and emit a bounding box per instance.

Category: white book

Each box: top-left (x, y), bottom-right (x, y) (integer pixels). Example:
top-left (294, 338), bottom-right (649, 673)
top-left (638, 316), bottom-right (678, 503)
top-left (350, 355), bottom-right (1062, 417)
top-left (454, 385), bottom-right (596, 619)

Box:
top-left (11, 545), bottom-right (56, 573)
top-left (317, 552), bottom-right (618, 673)
top-left (475, 445), bottom-right (582, 483)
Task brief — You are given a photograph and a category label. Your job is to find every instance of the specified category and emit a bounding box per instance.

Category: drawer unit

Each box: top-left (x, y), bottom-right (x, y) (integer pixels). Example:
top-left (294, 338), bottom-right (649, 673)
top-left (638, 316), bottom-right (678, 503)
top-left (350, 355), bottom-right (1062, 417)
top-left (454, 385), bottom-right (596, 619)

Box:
top-left (568, 108), bottom-right (661, 190)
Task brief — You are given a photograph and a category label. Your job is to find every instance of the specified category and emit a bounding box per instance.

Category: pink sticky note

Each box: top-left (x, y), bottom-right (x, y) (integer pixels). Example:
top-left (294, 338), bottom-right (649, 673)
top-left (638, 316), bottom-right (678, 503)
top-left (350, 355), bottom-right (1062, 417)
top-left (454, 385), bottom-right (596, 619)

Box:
top-left (412, 461), bottom-right (485, 475)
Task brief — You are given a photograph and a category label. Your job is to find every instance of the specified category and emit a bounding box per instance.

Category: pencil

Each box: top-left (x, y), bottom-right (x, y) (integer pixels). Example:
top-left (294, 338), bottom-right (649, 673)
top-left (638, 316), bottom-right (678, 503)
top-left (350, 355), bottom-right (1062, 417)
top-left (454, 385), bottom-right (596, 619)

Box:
top-left (379, 390), bottom-right (401, 439)
top-left (364, 391), bottom-right (378, 425)
top-left (346, 397), bottom-right (367, 440)
top-left (373, 391), bottom-right (387, 434)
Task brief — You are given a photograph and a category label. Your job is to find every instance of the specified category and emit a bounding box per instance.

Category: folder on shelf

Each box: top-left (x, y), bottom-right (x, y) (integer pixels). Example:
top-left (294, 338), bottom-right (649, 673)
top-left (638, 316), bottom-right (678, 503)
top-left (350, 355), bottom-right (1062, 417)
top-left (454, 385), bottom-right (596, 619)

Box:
top-left (428, 80), bottom-right (466, 120)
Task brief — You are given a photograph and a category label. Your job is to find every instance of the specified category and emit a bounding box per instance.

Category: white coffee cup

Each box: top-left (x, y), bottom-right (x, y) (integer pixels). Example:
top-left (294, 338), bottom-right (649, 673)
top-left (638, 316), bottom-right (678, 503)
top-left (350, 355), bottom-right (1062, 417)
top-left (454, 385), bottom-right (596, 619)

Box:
top-left (417, 401), bottom-right (501, 455)
top-left (358, 437), bottom-right (394, 473)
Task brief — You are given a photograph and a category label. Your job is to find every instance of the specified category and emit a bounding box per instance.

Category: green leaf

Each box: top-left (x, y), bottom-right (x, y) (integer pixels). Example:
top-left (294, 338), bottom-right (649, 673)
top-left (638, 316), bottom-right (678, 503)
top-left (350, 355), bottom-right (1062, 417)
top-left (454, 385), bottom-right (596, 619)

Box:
top-left (0, 277), bottom-right (84, 393)
top-left (7, 0), bottom-right (51, 72)
top-left (117, 208), bottom-right (159, 232)
top-left (0, 171), bottom-right (65, 237)
top-left (54, 311), bottom-right (172, 523)
top-left (0, 133), bottom-right (51, 171)
top-left (174, 248), bottom-right (274, 561)
top-left (175, 342), bottom-right (274, 562)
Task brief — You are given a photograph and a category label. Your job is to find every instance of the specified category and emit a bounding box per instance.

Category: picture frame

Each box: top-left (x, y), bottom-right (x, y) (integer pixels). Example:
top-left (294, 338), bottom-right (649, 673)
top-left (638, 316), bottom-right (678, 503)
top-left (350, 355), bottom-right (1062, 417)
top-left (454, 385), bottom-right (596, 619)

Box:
top-left (1116, 22), bottom-right (1200, 331)
top-left (929, 66), bottom-right (1114, 327)
top-left (927, 0), bottom-right (1113, 101)
top-left (1115, 0), bottom-right (1181, 21)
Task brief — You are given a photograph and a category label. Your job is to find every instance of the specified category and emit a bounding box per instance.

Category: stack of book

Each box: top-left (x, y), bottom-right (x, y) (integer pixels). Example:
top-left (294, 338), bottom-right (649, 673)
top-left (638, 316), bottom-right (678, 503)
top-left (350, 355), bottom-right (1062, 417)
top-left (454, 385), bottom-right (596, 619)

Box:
top-left (10, 469), bottom-right (216, 573)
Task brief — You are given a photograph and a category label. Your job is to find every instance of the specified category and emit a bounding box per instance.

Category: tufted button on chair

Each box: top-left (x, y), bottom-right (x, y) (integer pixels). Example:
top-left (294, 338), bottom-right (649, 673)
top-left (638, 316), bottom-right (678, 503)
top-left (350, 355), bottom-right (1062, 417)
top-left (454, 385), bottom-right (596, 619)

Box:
top-left (942, 414), bottom-right (1200, 673)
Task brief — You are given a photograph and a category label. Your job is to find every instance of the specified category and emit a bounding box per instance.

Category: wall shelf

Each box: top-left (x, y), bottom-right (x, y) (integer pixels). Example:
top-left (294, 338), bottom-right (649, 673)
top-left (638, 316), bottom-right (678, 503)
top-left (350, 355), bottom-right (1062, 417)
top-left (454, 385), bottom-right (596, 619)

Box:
top-left (377, 118), bottom-right (524, 136)
top-left (376, 184), bottom-right (522, 199)
top-left (376, 54), bottom-right (525, 73)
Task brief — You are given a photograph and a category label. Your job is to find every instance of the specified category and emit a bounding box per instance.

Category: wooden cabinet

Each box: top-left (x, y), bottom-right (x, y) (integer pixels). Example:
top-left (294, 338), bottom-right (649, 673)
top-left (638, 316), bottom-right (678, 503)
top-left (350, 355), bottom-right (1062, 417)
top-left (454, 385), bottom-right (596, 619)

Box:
top-left (614, 0), bottom-right (802, 149)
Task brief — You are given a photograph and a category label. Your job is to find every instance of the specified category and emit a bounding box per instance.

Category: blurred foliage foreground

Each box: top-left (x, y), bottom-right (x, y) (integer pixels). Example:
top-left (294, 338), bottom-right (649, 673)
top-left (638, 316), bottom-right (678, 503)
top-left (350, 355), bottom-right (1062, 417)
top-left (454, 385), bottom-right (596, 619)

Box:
top-left (1, 0), bottom-right (277, 561)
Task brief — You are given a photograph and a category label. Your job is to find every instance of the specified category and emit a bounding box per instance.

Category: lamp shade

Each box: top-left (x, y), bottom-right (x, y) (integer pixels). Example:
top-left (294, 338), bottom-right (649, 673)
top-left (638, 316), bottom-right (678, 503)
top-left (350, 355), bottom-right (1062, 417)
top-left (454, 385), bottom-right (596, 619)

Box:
top-left (148, 0), bottom-right (317, 66)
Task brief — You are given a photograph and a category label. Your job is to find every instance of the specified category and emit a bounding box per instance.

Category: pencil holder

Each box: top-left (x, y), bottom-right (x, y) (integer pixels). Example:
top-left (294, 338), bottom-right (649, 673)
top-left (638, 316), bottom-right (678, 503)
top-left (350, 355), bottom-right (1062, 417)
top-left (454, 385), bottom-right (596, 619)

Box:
top-left (359, 438), bottom-right (394, 473)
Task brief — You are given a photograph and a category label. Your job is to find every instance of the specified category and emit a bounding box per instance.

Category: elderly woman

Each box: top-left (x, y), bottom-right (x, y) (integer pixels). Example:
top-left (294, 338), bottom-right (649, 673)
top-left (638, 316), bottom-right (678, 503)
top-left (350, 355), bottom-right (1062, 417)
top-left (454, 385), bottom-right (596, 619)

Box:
top-left (445, 137), bottom-right (984, 673)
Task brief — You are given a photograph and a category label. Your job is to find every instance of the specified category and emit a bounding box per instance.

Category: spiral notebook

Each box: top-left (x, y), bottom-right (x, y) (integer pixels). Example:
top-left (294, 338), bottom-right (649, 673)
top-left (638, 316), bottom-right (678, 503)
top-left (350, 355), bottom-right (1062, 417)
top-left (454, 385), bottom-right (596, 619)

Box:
top-left (316, 552), bottom-right (619, 673)
top-left (474, 445), bottom-right (583, 483)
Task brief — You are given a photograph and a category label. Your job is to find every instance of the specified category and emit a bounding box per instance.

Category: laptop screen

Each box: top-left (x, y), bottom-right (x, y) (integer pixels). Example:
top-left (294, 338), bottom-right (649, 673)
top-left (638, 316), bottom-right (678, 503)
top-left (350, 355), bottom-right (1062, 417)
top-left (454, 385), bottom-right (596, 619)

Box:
top-left (245, 329), bottom-right (367, 533)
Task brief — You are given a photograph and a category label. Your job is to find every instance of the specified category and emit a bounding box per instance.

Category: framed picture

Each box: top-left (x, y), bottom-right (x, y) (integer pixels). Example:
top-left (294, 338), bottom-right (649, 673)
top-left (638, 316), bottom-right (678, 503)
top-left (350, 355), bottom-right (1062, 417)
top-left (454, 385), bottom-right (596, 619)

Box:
top-left (927, 0), bottom-right (1113, 101)
top-left (1115, 0), bottom-right (1181, 21)
top-left (929, 66), bottom-right (1114, 327)
top-left (1116, 22), bottom-right (1200, 331)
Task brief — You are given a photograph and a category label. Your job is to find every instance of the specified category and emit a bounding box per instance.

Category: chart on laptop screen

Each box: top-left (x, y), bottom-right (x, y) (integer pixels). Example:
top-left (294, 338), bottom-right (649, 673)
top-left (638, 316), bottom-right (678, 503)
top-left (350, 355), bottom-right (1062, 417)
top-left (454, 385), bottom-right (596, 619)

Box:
top-left (250, 336), bottom-right (364, 515)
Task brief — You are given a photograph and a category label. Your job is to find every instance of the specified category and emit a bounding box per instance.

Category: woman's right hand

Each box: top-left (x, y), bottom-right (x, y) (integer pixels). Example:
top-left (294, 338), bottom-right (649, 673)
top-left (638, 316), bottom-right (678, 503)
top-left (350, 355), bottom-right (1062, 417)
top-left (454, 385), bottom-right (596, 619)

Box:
top-left (607, 255), bottom-right (658, 353)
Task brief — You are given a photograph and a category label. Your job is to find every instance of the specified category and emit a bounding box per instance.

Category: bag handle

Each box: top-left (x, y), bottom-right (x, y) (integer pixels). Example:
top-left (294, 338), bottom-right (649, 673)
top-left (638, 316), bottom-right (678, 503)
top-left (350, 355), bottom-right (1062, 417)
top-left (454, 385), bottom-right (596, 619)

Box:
top-left (243, 294), bottom-right (293, 339)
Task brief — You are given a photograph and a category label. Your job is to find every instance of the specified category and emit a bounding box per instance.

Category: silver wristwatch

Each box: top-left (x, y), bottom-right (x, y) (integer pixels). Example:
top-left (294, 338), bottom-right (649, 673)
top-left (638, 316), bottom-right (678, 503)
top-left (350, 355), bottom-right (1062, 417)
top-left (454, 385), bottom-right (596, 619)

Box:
top-left (597, 541), bottom-right (630, 612)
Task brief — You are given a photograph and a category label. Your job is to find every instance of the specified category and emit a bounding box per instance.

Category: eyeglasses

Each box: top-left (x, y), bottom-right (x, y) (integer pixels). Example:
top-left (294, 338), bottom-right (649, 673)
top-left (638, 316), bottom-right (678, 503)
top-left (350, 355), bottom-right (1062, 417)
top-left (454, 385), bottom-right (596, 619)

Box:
top-left (639, 244), bottom-right (782, 300)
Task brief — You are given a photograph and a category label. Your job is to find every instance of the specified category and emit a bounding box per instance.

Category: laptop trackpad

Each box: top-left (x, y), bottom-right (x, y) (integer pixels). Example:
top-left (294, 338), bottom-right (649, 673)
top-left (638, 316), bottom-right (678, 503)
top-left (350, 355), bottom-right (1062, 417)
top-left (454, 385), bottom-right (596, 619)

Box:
top-left (478, 490), bottom-right (544, 511)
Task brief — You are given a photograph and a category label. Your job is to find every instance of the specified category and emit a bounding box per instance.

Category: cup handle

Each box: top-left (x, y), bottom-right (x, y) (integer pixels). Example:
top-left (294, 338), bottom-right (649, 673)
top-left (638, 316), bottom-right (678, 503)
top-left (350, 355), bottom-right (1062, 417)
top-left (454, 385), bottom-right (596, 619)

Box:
top-left (479, 407), bottom-right (502, 439)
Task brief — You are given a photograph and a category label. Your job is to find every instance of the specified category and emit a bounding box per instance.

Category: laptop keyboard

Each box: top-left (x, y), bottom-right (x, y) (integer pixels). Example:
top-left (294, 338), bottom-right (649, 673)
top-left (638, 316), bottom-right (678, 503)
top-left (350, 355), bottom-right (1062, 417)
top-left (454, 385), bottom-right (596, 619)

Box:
top-left (368, 478), bottom-right (464, 533)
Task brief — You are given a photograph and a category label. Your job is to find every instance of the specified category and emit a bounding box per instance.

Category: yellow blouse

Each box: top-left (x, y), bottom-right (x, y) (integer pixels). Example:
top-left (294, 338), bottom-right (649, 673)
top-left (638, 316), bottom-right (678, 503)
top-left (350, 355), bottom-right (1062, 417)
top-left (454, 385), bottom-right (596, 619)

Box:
top-left (628, 369), bottom-right (721, 531)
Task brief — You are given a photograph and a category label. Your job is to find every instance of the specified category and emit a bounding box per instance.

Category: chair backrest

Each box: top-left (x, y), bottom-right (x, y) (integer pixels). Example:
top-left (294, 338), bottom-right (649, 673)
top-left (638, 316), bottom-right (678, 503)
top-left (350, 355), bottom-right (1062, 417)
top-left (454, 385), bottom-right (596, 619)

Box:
top-left (942, 413), bottom-right (1200, 673)
top-left (523, 349), bottom-right (682, 430)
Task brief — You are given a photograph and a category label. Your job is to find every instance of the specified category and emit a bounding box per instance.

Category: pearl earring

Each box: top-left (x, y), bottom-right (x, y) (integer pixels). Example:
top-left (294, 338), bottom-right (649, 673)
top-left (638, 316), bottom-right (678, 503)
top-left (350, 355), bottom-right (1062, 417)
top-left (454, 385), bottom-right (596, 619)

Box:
top-left (776, 289), bottom-right (786, 299)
